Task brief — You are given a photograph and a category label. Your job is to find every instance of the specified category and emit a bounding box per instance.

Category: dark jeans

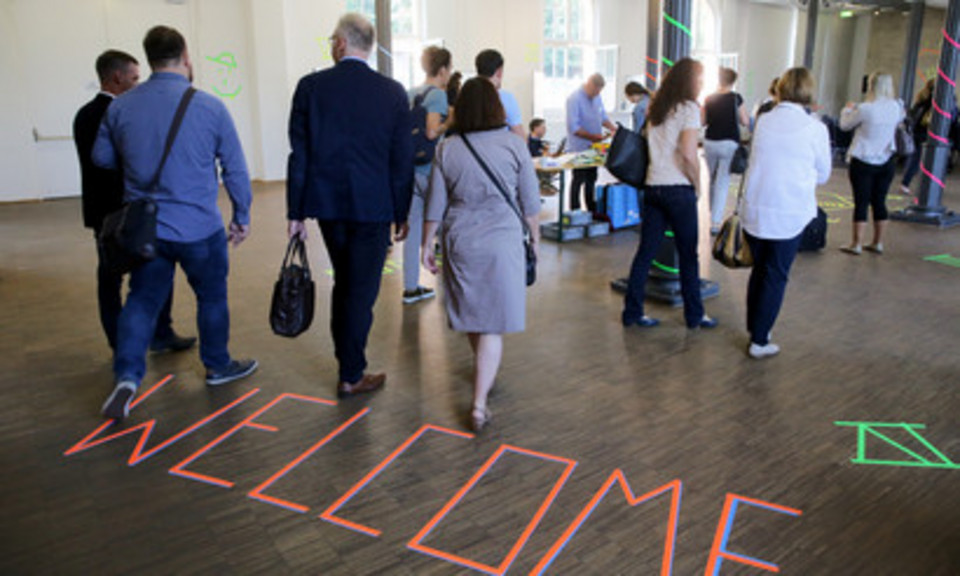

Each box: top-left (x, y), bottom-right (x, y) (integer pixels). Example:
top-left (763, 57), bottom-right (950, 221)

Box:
top-left (319, 221), bottom-right (391, 384)
top-left (849, 157), bottom-right (895, 222)
top-left (901, 143), bottom-right (924, 188)
top-left (114, 229), bottom-right (231, 385)
top-left (94, 232), bottom-right (174, 351)
top-left (623, 185), bottom-right (704, 327)
top-left (745, 231), bottom-right (802, 346)
top-left (570, 167), bottom-right (598, 213)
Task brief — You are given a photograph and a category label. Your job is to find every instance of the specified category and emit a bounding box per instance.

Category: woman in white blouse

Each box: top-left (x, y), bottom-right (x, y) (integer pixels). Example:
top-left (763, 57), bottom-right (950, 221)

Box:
top-left (839, 72), bottom-right (903, 255)
top-left (740, 68), bottom-right (831, 359)
top-left (622, 58), bottom-right (717, 330)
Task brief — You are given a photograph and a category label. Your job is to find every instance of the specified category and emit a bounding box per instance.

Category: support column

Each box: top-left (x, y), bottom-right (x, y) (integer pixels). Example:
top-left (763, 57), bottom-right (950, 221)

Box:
top-left (646, 0), bottom-right (662, 90)
top-left (900, 1), bottom-right (925, 104)
top-left (803, 0), bottom-right (819, 69)
top-left (893, 0), bottom-right (960, 228)
top-left (375, 0), bottom-right (392, 77)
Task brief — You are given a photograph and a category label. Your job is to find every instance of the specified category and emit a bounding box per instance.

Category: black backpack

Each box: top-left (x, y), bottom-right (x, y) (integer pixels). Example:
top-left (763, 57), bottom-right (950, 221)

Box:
top-left (411, 86), bottom-right (438, 165)
top-left (798, 207), bottom-right (828, 252)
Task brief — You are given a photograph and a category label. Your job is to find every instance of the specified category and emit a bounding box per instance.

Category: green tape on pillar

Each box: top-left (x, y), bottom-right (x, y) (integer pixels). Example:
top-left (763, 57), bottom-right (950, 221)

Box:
top-left (662, 12), bottom-right (692, 37)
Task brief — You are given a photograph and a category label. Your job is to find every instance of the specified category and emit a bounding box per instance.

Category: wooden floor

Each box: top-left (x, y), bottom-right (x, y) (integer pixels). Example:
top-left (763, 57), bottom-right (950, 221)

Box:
top-left (2, 165), bottom-right (960, 575)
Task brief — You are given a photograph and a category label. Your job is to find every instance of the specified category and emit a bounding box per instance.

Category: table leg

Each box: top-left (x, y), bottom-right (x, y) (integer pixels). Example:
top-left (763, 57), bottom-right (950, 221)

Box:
top-left (556, 169), bottom-right (566, 243)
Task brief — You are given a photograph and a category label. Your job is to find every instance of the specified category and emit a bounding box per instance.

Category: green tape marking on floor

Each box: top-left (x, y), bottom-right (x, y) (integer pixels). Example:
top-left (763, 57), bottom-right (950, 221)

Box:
top-left (924, 254), bottom-right (960, 268)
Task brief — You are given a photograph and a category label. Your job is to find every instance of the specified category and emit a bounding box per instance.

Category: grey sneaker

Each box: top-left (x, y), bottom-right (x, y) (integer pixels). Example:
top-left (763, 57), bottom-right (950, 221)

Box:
top-left (205, 359), bottom-right (259, 387)
top-left (102, 381), bottom-right (138, 421)
top-left (402, 286), bottom-right (436, 304)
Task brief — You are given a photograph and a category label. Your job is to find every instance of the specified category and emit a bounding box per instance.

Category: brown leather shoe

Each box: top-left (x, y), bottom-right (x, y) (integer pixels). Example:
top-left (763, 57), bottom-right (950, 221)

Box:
top-left (337, 373), bottom-right (386, 398)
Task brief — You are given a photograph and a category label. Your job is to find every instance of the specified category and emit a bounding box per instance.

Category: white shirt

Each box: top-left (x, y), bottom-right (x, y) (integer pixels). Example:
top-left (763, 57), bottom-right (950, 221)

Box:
top-left (645, 101), bottom-right (701, 186)
top-left (741, 103), bottom-right (832, 240)
top-left (840, 98), bottom-right (904, 165)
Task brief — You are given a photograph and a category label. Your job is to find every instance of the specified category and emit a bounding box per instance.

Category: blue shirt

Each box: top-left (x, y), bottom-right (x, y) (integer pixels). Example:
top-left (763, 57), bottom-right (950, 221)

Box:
top-left (500, 89), bottom-right (523, 129)
top-left (632, 95), bottom-right (650, 132)
top-left (566, 87), bottom-right (609, 152)
top-left (93, 72), bottom-right (252, 243)
top-left (408, 84), bottom-right (449, 176)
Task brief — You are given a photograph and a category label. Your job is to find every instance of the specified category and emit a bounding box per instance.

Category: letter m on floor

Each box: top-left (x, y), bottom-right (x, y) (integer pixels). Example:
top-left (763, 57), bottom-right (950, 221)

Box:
top-left (835, 421), bottom-right (960, 470)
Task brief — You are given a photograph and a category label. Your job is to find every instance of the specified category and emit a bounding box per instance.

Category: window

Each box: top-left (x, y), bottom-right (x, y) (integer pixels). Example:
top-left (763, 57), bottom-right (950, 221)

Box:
top-left (344, 0), bottom-right (424, 89)
top-left (537, 0), bottom-right (617, 115)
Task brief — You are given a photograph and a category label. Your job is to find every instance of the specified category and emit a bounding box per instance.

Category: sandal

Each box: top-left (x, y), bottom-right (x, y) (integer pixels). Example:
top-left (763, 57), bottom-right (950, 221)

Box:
top-left (470, 406), bottom-right (492, 433)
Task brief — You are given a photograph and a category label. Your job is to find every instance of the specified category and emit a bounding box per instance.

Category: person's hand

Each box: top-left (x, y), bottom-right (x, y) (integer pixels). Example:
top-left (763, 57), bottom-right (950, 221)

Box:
top-left (228, 222), bottom-right (251, 247)
top-left (421, 244), bottom-right (438, 275)
top-left (394, 222), bottom-right (410, 242)
top-left (288, 220), bottom-right (307, 240)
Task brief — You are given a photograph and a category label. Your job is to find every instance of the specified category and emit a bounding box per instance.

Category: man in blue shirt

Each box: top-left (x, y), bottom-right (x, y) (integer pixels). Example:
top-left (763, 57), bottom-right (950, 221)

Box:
top-left (475, 49), bottom-right (525, 139)
top-left (94, 25), bottom-right (257, 421)
top-left (566, 73), bottom-right (617, 214)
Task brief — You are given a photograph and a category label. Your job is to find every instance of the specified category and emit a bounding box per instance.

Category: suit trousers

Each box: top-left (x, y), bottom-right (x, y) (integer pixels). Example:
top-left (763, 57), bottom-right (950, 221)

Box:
top-left (94, 231), bottom-right (174, 351)
top-left (570, 167), bottom-right (598, 213)
top-left (319, 221), bottom-right (391, 384)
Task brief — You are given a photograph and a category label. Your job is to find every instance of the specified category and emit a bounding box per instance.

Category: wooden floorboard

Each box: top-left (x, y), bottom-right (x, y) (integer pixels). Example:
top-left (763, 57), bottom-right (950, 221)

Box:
top-left (1, 165), bottom-right (959, 575)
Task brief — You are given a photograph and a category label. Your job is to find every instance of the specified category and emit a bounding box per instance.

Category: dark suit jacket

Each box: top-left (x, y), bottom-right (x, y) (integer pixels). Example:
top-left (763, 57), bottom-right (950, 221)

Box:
top-left (286, 59), bottom-right (414, 224)
top-left (74, 93), bottom-right (124, 230)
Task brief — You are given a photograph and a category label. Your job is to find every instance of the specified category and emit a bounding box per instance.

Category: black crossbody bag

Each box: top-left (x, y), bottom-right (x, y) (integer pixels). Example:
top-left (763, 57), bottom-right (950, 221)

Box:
top-left (98, 88), bottom-right (196, 274)
top-left (460, 133), bottom-right (536, 287)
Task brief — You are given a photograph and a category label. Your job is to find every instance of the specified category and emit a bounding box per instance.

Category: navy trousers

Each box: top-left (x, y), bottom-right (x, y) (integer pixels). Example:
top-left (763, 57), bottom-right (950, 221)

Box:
top-left (95, 232), bottom-right (174, 351)
top-left (744, 231), bottom-right (803, 346)
top-left (623, 185), bottom-right (704, 327)
top-left (319, 221), bottom-right (391, 384)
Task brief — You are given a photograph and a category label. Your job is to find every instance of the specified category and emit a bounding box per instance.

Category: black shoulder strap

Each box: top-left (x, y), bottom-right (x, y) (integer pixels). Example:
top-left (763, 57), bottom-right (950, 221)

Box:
top-left (149, 87), bottom-right (197, 192)
top-left (460, 133), bottom-right (531, 238)
top-left (413, 85), bottom-right (436, 109)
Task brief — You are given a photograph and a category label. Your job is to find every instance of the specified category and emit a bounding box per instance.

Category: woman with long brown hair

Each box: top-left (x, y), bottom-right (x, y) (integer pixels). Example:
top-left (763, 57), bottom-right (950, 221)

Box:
top-left (622, 58), bottom-right (717, 330)
top-left (421, 78), bottom-right (540, 432)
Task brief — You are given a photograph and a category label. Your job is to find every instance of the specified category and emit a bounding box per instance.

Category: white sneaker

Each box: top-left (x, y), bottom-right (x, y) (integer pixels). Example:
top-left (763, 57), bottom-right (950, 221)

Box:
top-left (748, 342), bottom-right (780, 359)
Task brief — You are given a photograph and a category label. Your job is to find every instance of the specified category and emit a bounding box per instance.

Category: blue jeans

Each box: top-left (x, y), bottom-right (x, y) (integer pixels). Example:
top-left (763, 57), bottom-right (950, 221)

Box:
top-left (745, 231), bottom-right (802, 346)
top-left (114, 229), bottom-right (231, 385)
top-left (623, 185), bottom-right (704, 327)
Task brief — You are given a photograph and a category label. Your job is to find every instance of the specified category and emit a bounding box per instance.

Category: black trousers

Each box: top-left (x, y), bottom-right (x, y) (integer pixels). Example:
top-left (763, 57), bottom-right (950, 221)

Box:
top-left (319, 221), bottom-right (391, 384)
top-left (94, 232), bottom-right (174, 351)
top-left (570, 167), bottom-right (598, 213)
top-left (848, 157), bottom-right (895, 222)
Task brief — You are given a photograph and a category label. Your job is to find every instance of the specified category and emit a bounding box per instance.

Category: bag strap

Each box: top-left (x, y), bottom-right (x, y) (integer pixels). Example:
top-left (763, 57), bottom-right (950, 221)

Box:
top-left (280, 237), bottom-right (311, 276)
top-left (148, 87), bottom-right (197, 192)
top-left (412, 85), bottom-right (436, 109)
top-left (460, 133), bottom-right (532, 238)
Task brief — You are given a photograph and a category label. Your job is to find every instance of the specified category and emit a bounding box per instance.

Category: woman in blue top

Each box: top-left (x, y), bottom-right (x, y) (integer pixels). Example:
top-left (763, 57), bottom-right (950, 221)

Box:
top-left (404, 46), bottom-right (454, 305)
top-left (625, 81), bottom-right (651, 132)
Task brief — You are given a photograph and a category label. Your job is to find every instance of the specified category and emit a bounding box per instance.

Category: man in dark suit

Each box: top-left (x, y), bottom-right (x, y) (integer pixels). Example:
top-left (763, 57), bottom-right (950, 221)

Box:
top-left (74, 50), bottom-right (194, 353)
top-left (286, 13), bottom-right (413, 398)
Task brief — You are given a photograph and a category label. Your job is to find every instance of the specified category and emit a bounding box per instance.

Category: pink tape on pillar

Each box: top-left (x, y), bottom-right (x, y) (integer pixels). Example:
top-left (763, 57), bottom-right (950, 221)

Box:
top-left (943, 28), bottom-right (960, 50)
top-left (938, 68), bottom-right (957, 88)
top-left (921, 164), bottom-right (946, 189)
top-left (932, 100), bottom-right (953, 119)
top-left (929, 130), bottom-right (951, 145)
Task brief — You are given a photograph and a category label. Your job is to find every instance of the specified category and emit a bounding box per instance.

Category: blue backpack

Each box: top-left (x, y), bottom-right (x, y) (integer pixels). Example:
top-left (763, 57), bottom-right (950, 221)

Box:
top-left (411, 86), bottom-right (438, 165)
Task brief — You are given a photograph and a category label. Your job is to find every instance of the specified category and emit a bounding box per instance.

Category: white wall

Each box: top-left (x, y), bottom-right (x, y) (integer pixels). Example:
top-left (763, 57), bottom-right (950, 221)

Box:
top-left (0, 0), bottom-right (852, 202)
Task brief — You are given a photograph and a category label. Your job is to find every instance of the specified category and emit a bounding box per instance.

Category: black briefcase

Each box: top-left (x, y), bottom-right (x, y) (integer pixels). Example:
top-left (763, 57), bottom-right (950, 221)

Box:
top-left (270, 237), bottom-right (316, 337)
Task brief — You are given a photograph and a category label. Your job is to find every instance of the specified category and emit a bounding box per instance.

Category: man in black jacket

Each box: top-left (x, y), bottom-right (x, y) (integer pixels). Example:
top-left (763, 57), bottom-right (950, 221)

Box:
top-left (286, 13), bottom-right (413, 398)
top-left (73, 49), bottom-right (194, 353)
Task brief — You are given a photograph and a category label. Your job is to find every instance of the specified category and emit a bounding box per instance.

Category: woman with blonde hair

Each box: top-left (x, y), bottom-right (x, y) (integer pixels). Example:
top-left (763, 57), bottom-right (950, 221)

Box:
top-left (402, 46), bottom-right (454, 304)
top-left (740, 68), bottom-right (831, 358)
top-left (839, 72), bottom-right (903, 255)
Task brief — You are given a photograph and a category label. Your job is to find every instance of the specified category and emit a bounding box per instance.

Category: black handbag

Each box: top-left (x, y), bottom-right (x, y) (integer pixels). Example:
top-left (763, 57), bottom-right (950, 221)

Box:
top-left (460, 133), bottom-right (536, 287)
top-left (604, 122), bottom-right (648, 188)
top-left (98, 88), bottom-right (196, 274)
top-left (728, 94), bottom-right (749, 175)
top-left (270, 237), bottom-right (316, 337)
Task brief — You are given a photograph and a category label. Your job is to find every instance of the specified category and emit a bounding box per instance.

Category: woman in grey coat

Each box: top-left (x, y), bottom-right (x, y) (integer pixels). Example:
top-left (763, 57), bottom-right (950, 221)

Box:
top-left (421, 78), bottom-right (540, 432)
